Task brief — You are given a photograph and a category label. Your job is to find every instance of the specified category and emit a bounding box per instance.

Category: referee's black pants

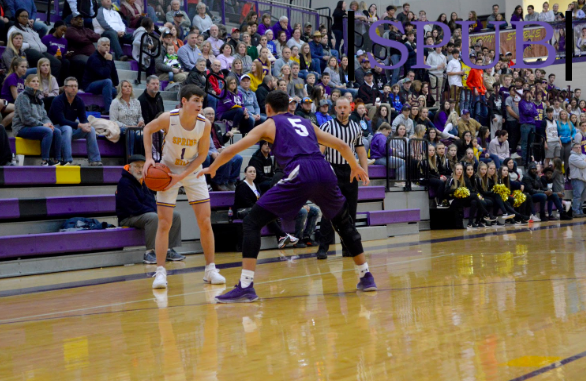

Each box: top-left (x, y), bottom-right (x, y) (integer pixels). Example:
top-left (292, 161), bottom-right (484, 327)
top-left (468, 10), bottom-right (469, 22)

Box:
top-left (318, 164), bottom-right (359, 253)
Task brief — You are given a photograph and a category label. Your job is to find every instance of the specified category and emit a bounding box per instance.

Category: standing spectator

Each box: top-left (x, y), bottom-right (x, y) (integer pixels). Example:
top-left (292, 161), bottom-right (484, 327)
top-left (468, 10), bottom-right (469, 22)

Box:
top-left (116, 154), bottom-right (185, 264)
top-left (65, 13), bottom-right (100, 80)
top-left (12, 74), bottom-right (61, 166)
top-left (8, 9), bottom-right (62, 81)
top-left (177, 31), bottom-right (203, 72)
top-left (192, 3), bottom-right (212, 35)
top-left (446, 49), bottom-right (464, 113)
top-left (93, 0), bottom-right (131, 61)
top-left (468, 57), bottom-right (488, 125)
top-left (81, 37), bottom-right (118, 114)
top-left (62, 0), bottom-right (97, 28)
top-left (519, 91), bottom-right (538, 165)
top-left (50, 77), bottom-right (102, 166)
top-left (332, 1), bottom-right (347, 52)
top-left (138, 75), bottom-right (164, 125)
top-left (525, 5), bottom-right (540, 21)
top-left (505, 94), bottom-right (521, 157)
top-left (570, 143), bottom-right (586, 217)
top-left (5, 0), bottom-right (49, 36)
top-left (132, 18), bottom-right (156, 74)
top-left (558, 110), bottom-right (576, 177)
top-left (248, 140), bottom-right (275, 193)
top-left (511, 5), bottom-right (524, 28)
top-left (427, 46), bottom-right (446, 107)
top-left (1, 57), bottom-right (26, 103)
top-left (543, 106), bottom-right (561, 168)
top-left (272, 16), bottom-right (293, 40)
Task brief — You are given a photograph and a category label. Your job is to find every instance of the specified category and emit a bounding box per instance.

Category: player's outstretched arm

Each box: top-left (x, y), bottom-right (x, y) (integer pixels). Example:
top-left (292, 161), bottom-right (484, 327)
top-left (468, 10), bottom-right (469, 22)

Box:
top-left (142, 113), bottom-right (170, 177)
top-left (197, 119), bottom-right (275, 178)
top-left (313, 125), bottom-right (369, 185)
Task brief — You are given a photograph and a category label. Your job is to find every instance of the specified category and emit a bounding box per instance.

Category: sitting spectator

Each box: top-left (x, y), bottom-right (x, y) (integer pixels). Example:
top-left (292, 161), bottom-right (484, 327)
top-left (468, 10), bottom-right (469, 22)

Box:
top-left (293, 205), bottom-right (320, 248)
top-left (64, 13), bottom-right (100, 80)
top-left (177, 31), bottom-right (203, 71)
top-left (287, 28), bottom-right (305, 51)
top-left (6, 0), bottom-right (49, 36)
top-left (256, 74), bottom-right (274, 113)
top-left (457, 109), bottom-right (481, 138)
top-left (234, 165), bottom-right (298, 248)
top-left (522, 162), bottom-right (570, 221)
top-left (206, 25), bottom-right (223, 56)
top-left (93, 0), bottom-right (131, 61)
top-left (132, 18), bottom-right (157, 74)
top-left (248, 140), bottom-right (275, 193)
top-left (81, 37), bottom-right (119, 114)
top-left (2, 32), bottom-right (27, 75)
top-left (40, 21), bottom-right (72, 85)
top-left (192, 3), bottom-right (212, 35)
top-left (217, 76), bottom-right (254, 134)
top-left (110, 79), bottom-right (143, 133)
top-left (36, 58), bottom-right (59, 112)
top-left (542, 162), bottom-right (572, 215)
top-left (272, 16), bottom-right (293, 40)
top-left (166, 0), bottom-right (190, 32)
top-left (489, 129), bottom-right (510, 163)
top-left (138, 75), bottom-right (164, 125)
top-left (217, 43), bottom-right (235, 70)
top-left (238, 74), bottom-right (265, 126)
top-left (358, 70), bottom-right (381, 106)
top-left (316, 100), bottom-right (333, 126)
top-left (257, 13), bottom-right (272, 36)
top-left (50, 76), bottom-right (102, 166)
top-left (1, 57), bottom-right (27, 103)
top-left (12, 74), bottom-right (62, 166)
top-left (295, 97), bottom-right (317, 125)
top-left (202, 107), bottom-right (242, 191)
top-left (120, 0), bottom-right (145, 29)
top-left (392, 104), bottom-right (414, 136)
top-left (116, 154), bottom-right (184, 264)
top-left (157, 31), bottom-right (188, 82)
top-left (0, 121), bottom-right (13, 165)
top-left (570, 143), bottom-right (586, 217)
top-left (234, 42), bottom-right (253, 74)
top-left (308, 31), bottom-right (327, 73)
top-left (8, 9), bottom-right (62, 82)
top-left (272, 46), bottom-right (292, 77)
top-left (370, 123), bottom-right (406, 181)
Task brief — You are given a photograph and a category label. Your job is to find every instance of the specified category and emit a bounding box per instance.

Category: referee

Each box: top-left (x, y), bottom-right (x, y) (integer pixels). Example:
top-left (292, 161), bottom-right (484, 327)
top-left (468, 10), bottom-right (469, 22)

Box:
top-left (317, 97), bottom-right (369, 260)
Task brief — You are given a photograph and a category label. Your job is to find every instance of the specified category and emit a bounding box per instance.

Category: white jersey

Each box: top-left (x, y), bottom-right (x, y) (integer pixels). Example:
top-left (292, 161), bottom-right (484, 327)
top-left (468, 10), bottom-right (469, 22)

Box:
top-left (161, 109), bottom-right (206, 174)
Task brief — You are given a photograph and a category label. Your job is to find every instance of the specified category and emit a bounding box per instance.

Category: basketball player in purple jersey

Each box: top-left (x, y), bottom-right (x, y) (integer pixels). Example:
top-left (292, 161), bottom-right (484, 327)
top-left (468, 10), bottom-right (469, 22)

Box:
top-left (198, 91), bottom-right (378, 303)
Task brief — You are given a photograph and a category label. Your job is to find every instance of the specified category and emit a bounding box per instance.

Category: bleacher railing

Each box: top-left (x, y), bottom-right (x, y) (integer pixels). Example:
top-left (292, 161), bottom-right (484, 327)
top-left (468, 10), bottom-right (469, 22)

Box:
top-left (135, 32), bottom-right (161, 85)
top-left (384, 137), bottom-right (429, 192)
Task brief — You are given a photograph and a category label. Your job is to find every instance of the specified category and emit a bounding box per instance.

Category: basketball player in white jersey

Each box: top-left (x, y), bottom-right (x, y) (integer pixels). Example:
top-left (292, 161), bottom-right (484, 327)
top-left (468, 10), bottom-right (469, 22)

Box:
top-left (143, 85), bottom-right (226, 289)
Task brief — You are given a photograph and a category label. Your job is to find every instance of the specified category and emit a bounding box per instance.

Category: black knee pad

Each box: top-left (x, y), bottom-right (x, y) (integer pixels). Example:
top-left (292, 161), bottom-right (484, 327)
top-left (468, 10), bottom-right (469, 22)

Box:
top-left (241, 205), bottom-right (277, 259)
top-left (330, 206), bottom-right (363, 256)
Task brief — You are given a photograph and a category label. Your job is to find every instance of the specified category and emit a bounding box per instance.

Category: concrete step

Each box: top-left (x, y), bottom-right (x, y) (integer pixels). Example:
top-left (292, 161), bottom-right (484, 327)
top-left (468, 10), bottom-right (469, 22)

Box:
top-left (0, 185), bottom-right (117, 199)
top-left (118, 69), bottom-right (145, 81)
top-left (114, 60), bottom-right (132, 70)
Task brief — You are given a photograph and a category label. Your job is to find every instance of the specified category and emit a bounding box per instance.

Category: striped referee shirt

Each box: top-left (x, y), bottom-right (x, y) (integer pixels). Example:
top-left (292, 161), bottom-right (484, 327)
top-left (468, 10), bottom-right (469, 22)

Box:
top-left (320, 118), bottom-right (363, 165)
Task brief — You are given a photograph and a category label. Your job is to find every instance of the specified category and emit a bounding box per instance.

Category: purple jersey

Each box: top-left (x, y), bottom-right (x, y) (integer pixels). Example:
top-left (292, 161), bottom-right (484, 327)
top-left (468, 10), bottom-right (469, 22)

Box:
top-left (581, 133), bottom-right (586, 155)
top-left (269, 113), bottom-right (323, 172)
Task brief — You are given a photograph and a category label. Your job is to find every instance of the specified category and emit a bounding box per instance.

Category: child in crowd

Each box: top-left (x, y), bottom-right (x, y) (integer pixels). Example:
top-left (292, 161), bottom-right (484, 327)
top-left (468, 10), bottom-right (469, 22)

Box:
top-left (163, 45), bottom-right (181, 82)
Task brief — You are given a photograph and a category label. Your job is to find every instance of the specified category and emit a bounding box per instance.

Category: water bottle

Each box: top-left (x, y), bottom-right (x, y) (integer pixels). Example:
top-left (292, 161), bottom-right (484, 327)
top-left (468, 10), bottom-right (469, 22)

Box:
top-left (55, 47), bottom-right (62, 59)
top-left (228, 207), bottom-right (233, 223)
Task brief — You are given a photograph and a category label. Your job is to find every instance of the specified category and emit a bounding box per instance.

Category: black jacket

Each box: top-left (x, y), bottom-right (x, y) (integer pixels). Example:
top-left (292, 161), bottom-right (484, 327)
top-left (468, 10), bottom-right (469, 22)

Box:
top-left (184, 67), bottom-right (207, 90)
top-left (211, 122), bottom-right (231, 147)
top-left (522, 171), bottom-right (546, 195)
top-left (437, 156), bottom-right (452, 177)
top-left (418, 158), bottom-right (441, 179)
top-left (138, 91), bottom-right (164, 125)
top-left (256, 83), bottom-right (271, 114)
top-left (115, 168), bottom-right (157, 223)
top-left (248, 148), bottom-right (274, 185)
top-left (233, 181), bottom-right (259, 210)
top-left (295, 109), bottom-right (317, 126)
top-left (358, 82), bottom-right (381, 105)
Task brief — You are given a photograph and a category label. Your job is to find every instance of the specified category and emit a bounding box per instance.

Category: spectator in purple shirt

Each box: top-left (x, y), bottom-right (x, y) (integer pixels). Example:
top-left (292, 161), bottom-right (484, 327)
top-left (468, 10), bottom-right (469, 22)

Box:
top-left (511, 5), bottom-right (524, 28)
top-left (216, 76), bottom-right (254, 134)
top-left (41, 21), bottom-right (72, 84)
top-left (272, 16), bottom-right (293, 40)
top-left (519, 91), bottom-right (538, 165)
top-left (258, 13), bottom-right (272, 36)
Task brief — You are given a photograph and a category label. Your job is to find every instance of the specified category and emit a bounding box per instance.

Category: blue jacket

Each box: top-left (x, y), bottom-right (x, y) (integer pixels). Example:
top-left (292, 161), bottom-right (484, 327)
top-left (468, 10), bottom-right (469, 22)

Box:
top-left (81, 51), bottom-right (119, 90)
top-left (49, 93), bottom-right (88, 129)
top-left (519, 99), bottom-right (538, 125)
top-left (6, 0), bottom-right (35, 19)
top-left (557, 120), bottom-right (576, 144)
top-left (238, 86), bottom-right (260, 116)
top-left (115, 168), bottom-right (157, 223)
top-left (309, 40), bottom-right (324, 61)
top-left (316, 111), bottom-right (333, 126)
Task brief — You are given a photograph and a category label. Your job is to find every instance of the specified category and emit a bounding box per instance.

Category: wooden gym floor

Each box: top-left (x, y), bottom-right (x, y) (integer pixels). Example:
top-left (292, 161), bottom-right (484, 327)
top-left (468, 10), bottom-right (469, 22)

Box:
top-left (2, 221), bottom-right (586, 381)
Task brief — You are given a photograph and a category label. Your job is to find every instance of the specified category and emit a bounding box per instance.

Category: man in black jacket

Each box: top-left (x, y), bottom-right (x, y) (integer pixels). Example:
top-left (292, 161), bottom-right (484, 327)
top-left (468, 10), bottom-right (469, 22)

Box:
top-left (521, 162), bottom-right (570, 221)
top-left (256, 75), bottom-right (275, 115)
top-left (248, 140), bottom-right (274, 193)
top-left (116, 155), bottom-right (184, 263)
top-left (138, 75), bottom-right (165, 160)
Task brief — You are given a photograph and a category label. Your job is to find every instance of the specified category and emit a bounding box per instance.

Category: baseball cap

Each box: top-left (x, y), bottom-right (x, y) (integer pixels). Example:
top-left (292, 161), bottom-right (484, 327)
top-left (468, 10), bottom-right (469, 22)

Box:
top-left (289, 97), bottom-right (298, 104)
top-left (404, 77), bottom-right (412, 82)
top-left (313, 31), bottom-right (322, 37)
top-left (505, 51), bottom-right (512, 55)
top-left (162, 31), bottom-right (173, 38)
top-left (402, 104), bottom-right (411, 111)
top-left (72, 12), bottom-right (82, 18)
top-left (319, 99), bottom-right (329, 107)
top-left (174, 11), bottom-right (183, 17)
top-left (461, 109), bottom-right (470, 115)
top-left (240, 74), bottom-right (251, 81)
top-left (302, 97), bottom-right (312, 103)
top-left (357, 49), bottom-right (365, 56)
top-left (364, 70), bottom-right (373, 75)
top-left (128, 154), bottom-right (146, 163)
top-left (304, 22), bottom-right (312, 27)
top-left (361, 58), bottom-right (370, 63)
top-left (232, 28), bottom-right (240, 33)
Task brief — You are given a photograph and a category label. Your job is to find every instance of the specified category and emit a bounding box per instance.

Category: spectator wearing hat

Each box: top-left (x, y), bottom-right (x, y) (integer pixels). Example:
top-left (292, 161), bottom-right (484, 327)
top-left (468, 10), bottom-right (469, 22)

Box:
top-left (570, 142), bottom-right (586, 217)
top-left (228, 28), bottom-right (240, 52)
top-left (358, 70), bottom-right (382, 106)
top-left (62, 0), bottom-right (96, 28)
top-left (116, 154), bottom-right (185, 264)
top-left (157, 31), bottom-right (188, 82)
top-left (65, 13), bottom-right (100, 78)
top-left (296, 97), bottom-right (317, 125)
top-left (288, 97), bottom-right (298, 113)
top-left (392, 104), bottom-right (414, 136)
top-left (309, 31), bottom-right (328, 74)
top-left (169, 10), bottom-right (188, 40)
top-left (457, 109), bottom-right (481, 139)
top-left (272, 16), bottom-right (293, 40)
top-left (355, 58), bottom-right (371, 87)
top-left (239, 74), bottom-right (265, 126)
top-left (316, 99), bottom-right (333, 126)
top-left (93, 0), bottom-right (132, 61)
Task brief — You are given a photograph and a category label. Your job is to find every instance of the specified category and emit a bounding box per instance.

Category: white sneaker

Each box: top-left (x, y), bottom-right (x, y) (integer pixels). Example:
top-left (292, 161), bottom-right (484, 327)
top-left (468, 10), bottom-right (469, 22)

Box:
top-left (531, 214), bottom-right (541, 222)
top-left (152, 266), bottom-right (167, 289)
top-left (511, 153), bottom-right (521, 159)
top-left (502, 213), bottom-right (515, 220)
top-left (203, 268), bottom-right (226, 284)
top-left (367, 159), bottom-right (376, 165)
top-left (563, 201), bottom-right (572, 213)
top-left (278, 234), bottom-right (299, 249)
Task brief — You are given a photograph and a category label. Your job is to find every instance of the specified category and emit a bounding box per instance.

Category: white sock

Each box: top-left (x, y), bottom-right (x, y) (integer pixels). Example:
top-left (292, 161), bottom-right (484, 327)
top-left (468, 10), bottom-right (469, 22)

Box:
top-left (205, 263), bottom-right (216, 272)
top-left (241, 269), bottom-right (255, 287)
top-left (356, 262), bottom-right (369, 278)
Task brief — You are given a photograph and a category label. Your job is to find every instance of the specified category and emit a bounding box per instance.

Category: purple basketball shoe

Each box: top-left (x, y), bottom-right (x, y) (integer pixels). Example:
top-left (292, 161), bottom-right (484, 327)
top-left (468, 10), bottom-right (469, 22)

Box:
top-left (215, 282), bottom-right (260, 303)
top-left (356, 272), bottom-right (377, 291)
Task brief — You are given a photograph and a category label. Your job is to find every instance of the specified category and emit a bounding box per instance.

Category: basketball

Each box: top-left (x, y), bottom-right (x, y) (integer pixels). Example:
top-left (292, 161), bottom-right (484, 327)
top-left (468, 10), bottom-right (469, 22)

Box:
top-left (144, 163), bottom-right (172, 191)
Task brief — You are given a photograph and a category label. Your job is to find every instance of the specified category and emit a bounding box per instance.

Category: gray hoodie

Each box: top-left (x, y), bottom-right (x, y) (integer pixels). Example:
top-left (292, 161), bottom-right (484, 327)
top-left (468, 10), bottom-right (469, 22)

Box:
top-left (12, 87), bottom-right (52, 136)
top-left (570, 150), bottom-right (586, 182)
top-left (132, 27), bottom-right (154, 67)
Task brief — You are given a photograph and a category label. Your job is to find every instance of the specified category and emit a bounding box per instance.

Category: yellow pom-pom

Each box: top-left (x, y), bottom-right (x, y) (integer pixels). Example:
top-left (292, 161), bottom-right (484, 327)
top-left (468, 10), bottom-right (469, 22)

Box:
top-left (512, 190), bottom-right (526, 207)
top-left (454, 187), bottom-right (470, 198)
top-left (492, 184), bottom-right (509, 201)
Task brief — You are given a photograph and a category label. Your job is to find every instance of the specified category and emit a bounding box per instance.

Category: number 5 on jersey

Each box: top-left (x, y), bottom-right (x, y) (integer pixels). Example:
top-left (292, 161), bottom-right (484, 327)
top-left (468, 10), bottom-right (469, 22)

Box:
top-left (288, 118), bottom-right (309, 137)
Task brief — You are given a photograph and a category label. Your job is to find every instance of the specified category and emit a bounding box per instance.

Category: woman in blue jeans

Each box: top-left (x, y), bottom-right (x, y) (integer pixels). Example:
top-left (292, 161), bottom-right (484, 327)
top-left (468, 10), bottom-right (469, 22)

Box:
top-left (216, 76), bottom-right (254, 134)
top-left (369, 123), bottom-right (406, 183)
top-left (12, 74), bottom-right (61, 166)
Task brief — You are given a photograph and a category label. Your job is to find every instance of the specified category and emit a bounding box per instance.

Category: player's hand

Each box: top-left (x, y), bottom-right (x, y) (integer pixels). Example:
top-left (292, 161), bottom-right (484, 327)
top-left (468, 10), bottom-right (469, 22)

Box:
top-left (163, 173), bottom-right (183, 191)
top-left (197, 167), bottom-right (216, 178)
top-left (143, 158), bottom-right (155, 179)
top-left (351, 166), bottom-right (370, 186)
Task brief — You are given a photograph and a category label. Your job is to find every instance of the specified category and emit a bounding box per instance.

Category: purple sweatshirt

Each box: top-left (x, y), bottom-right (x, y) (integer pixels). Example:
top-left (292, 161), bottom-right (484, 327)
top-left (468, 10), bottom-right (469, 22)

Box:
top-left (519, 99), bottom-right (538, 125)
top-left (369, 132), bottom-right (388, 160)
top-left (217, 91), bottom-right (244, 117)
top-left (434, 110), bottom-right (448, 131)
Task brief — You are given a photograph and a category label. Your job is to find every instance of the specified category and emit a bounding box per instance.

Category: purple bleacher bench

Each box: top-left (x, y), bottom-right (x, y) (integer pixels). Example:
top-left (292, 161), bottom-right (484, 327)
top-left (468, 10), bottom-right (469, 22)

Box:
top-left (0, 166), bottom-right (125, 186)
top-left (9, 137), bottom-right (124, 157)
top-left (357, 186), bottom-right (386, 201)
top-left (358, 209), bottom-right (420, 225)
top-left (0, 228), bottom-right (145, 259)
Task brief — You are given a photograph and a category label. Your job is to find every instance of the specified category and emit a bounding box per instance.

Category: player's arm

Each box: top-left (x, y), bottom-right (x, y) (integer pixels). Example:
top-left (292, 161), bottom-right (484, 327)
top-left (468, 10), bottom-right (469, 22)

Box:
top-left (198, 119), bottom-right (275, 178)
top-left (313, 124), bottom-right (369, 185)
top-left (142, 113), bottom-right (170, 177)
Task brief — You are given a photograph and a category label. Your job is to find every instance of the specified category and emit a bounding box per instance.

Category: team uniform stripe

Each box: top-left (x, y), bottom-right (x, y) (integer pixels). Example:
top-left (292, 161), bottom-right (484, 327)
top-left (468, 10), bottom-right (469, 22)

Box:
top-left (320, 119), bottom-right (363, 165)
top-left (156, 202), bottom-right (176, 208)
top-left (189, 198), bottom-right (210, 205)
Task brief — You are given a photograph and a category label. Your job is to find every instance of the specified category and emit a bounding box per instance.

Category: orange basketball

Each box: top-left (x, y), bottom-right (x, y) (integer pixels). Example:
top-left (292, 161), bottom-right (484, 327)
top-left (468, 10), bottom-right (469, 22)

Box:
top-left (145, 163), bottom-right (172, 191)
